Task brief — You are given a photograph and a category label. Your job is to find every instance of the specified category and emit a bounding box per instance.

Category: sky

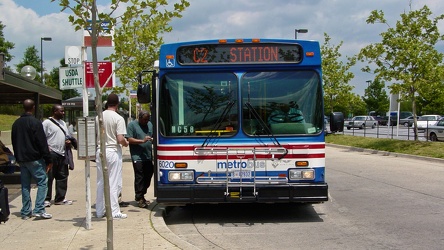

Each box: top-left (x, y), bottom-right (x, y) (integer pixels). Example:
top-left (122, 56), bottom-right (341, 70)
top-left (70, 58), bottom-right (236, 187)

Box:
top-left (1, 0), bottom-right (444, 96)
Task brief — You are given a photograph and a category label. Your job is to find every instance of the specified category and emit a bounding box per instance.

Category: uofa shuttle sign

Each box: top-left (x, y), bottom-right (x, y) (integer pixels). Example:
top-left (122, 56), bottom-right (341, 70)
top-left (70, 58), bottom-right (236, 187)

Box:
top-left (59, 66), bottom-right (84, 90)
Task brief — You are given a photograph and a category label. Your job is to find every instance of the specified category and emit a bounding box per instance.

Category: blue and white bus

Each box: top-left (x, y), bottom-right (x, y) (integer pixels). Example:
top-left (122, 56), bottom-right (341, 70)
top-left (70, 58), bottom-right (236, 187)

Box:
top-left (138, 38), bottom-right (343, 205)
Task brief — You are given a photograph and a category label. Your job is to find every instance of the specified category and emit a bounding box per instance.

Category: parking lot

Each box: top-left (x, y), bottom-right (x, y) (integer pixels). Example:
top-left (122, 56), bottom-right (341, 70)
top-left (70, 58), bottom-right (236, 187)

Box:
top-left (339, 124), bottom-right (426, 141)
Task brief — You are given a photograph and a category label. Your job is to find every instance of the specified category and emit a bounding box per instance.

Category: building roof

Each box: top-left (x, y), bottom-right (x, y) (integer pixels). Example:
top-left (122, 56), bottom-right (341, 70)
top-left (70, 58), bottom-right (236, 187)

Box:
top-left (0, 69), bottom-right (62, 104)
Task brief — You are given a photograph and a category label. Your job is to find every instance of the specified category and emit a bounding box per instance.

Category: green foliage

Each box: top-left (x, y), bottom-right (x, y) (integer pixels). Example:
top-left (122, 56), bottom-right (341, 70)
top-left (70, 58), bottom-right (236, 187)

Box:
top-left (15, 46), bottom-right (42, 82)
top-left (326, 134), bottom-right (444, 159)
top-left (107, 0), bottom-right (190, 103)
top-left (358, 5), bottom-right (444, 139)
top-left (51, 0), bottom-right (190, 116)
top-left (321, 33), bottom-right (357, 115)
top-left (0, 21), bottom-right (15, 66)
top-left (362, 79), bottom-right (389, 114)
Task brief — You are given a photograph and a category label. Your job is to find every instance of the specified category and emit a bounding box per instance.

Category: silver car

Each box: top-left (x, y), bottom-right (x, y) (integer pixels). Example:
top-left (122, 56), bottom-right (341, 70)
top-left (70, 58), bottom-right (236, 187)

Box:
top-left (346, 116), bottom-right (377, 130)
top-left (424, 118), bottom-right (444, 141)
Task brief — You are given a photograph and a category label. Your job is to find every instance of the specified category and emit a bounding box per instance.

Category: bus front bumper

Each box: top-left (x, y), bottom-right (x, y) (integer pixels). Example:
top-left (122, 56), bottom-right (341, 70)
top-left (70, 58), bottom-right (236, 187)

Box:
top-left (156, 183), bottom-right (328, 205)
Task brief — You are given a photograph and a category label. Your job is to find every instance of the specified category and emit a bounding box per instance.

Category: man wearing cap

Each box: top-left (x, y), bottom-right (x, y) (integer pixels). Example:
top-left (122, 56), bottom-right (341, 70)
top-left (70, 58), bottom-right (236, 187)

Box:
top-left (95, 93), bottom-right (129, 219)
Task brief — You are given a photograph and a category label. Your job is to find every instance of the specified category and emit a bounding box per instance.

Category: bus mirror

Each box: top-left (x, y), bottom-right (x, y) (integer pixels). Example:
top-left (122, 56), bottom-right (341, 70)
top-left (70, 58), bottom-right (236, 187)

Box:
top-left (330, 112), bottom-right (344, 133)
top-left (137, 84), bottom-right (151, 104)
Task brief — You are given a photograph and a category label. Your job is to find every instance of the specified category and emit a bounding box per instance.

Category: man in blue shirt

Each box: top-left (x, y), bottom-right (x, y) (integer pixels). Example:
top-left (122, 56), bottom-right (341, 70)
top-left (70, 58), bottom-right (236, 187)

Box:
top-left (126, 111), bottom-right (153, 208)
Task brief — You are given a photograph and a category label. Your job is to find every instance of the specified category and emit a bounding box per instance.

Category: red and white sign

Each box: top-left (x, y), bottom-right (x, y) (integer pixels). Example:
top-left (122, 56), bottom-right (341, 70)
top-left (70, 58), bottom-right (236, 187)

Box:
top-left (84, 61), bottom-right (114, 88)
top-left (83, 21), bottom-right (114, 47)
top-left (83, 30), bottom-right (114, 47)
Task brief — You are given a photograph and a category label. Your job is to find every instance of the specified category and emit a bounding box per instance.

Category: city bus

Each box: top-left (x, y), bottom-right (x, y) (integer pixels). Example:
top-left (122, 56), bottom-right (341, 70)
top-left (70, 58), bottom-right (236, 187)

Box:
top-left (137, 38), bottom-right (343, 205)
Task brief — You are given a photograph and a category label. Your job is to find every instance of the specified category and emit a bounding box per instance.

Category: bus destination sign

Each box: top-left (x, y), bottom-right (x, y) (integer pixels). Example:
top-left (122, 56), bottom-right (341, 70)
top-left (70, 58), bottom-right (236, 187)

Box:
top-left (177, 43), bottom-right (303, 65)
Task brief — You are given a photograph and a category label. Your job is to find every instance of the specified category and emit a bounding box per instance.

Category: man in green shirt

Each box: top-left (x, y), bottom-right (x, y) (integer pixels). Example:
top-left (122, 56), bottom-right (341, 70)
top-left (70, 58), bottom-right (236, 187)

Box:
top-left (126, 111), bottom-right (153, 208)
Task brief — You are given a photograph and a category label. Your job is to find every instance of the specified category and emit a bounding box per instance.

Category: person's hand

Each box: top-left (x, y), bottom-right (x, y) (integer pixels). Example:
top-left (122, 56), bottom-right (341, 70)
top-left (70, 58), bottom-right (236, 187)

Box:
top-left (46, 163), bottom-right (53, 173)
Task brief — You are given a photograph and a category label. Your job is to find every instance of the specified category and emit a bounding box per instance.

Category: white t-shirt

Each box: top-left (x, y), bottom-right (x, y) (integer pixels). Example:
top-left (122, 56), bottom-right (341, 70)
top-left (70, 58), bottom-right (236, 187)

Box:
top-left (96, 110), bottom-right (127, 150)
top-left (42, 118), bottom-right (69, 156)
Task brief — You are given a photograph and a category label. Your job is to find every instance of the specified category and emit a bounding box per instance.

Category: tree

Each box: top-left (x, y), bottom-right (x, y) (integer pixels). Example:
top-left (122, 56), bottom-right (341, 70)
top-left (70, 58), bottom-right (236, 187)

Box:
top-left (321, 33), bottom-right (356, 115)
top-left (107, 0), bottom-right (189, 96)
top-left (362, 79), bottom-right (389, 116)
top-left (15, 46), bottom-right (42, 82)
top-left (358, 4), bottom-right (444, 140)
top-left (47, 58), bottom-right (81, 100)
top-left (51, 1), bottom-right (189, 248)
top-left (0, 21), bottom-right (15, 68)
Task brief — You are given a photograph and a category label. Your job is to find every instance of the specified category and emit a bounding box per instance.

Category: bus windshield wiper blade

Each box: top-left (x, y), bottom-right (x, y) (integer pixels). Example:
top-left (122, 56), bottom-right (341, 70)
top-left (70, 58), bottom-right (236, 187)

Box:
top-left (201, 100), bottom-right (235, 147)
top-left (244, 102), bottom-right (287, 159)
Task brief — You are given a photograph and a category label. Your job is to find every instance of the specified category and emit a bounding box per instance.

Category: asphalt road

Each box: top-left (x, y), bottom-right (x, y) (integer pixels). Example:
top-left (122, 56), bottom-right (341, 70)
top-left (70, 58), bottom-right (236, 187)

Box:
top-left (163, 145), bottom-right (444, 249)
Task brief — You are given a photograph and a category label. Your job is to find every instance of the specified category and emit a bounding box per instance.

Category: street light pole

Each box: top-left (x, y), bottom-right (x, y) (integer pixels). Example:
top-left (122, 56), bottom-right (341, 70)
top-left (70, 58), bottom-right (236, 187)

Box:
top-left (40, 37), bottom-right (52, 84)
top-left (295, 29), bottom-right (308, 39)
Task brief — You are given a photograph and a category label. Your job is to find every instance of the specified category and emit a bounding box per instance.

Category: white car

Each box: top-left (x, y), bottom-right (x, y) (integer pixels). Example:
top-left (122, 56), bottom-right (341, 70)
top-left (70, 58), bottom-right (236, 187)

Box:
top-left (414, 115), bottom-right (441, 131)
top-left (346, 116), bottom-right (377, 130)
top-left (424, 118), bottom-right (444, 141)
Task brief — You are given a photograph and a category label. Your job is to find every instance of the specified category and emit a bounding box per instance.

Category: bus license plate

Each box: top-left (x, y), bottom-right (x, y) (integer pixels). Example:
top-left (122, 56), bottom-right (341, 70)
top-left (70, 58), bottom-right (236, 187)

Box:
top-left (232, 171), bottom-right (251, 178)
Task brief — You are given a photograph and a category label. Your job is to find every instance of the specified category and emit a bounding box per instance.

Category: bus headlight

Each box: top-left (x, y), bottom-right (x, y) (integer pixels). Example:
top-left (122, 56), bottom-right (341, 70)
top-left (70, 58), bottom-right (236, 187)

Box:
top-left (289, 169), bottom-right (315, 180)
top-left (168, 171), bottom-right (194, 181)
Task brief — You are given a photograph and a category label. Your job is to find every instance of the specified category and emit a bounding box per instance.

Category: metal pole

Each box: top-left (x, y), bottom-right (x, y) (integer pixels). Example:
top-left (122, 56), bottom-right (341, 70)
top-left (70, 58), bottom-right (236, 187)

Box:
top-left (40, 38), bottom-right (43, 82)
top-left (40, 37), bottom-right (52, 84)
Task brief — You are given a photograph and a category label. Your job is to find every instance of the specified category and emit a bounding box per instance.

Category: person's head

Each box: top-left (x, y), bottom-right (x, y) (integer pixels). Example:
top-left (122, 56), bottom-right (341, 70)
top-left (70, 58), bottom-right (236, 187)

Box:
top-left (106, 93), bottom-right (119, 108)
top-left (23, 99), bottom-right (35, 113)
top-left (51, 104), bottom-right (65, 119)
top-left (138, 110), bottom-right (150, 125)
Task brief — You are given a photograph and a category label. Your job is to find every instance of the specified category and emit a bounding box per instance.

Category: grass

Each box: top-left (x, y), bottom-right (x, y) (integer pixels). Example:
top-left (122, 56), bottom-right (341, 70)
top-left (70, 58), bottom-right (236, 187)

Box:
top-left (326, 134), bottom-right (444, 159)
top-left (0, 114), bottom-right (19, 131)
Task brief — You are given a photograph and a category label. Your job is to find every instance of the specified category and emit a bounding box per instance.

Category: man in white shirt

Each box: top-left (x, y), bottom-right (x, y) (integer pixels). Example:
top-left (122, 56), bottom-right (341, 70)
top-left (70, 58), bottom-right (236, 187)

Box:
top-left (95, 93), bottom-right (129, 219)
top-left (42, 104), bottom-right (73, 206)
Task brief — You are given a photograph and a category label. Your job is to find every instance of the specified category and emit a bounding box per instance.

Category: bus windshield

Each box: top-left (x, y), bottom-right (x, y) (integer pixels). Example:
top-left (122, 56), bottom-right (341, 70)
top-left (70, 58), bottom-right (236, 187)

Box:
top-left (159, 72), bottom-right (238, 136)
top-left (242, 71), bottom-right (323, 135)
top-left (158, 70), bottom-right (323, 137)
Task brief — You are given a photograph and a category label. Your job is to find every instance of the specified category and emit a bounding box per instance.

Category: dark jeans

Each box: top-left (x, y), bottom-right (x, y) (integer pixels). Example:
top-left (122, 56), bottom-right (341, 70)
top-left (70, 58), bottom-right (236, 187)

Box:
top-left (132, 160), bottom-right (154, 201)
top-left (46, 152), bottom-right (69, 203)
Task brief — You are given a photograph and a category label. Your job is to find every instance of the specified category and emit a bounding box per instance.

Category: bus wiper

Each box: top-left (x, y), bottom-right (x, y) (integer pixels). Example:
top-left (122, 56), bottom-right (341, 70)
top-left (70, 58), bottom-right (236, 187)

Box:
top-left (244, 102), bottom-right (288, 159)
top-left (201, 100), bottom-right (235, 147)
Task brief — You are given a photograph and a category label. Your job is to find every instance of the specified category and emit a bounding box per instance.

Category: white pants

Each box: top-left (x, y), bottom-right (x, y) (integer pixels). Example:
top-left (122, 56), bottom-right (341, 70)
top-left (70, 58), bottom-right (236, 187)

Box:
top-left (96, 147), bottom-right (123, 217)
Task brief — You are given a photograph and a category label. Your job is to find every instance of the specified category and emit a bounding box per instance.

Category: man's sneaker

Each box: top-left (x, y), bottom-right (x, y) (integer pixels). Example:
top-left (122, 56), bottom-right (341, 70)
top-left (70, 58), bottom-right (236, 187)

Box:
top-left (96, 213), bottom-right (105, 218)
top-left (44, 201), bottom-right (51, 207)
top-left (33, 213), bottom-right (52, 219)
top-left (119, 201), bottom-right (129, 207)
top-left (138, 199), bottom-right (149, 208)
top-left (55, 199), bottom-right (73, 205)
top-left (22, 213), bottom-right (32, 220)
top-left (113, 213), bottom-right (127, 220)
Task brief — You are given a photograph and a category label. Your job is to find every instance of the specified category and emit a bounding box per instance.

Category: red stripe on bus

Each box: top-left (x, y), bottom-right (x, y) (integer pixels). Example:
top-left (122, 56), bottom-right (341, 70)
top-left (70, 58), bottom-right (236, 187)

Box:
top-left (157, 153), bottom-right (325, 160)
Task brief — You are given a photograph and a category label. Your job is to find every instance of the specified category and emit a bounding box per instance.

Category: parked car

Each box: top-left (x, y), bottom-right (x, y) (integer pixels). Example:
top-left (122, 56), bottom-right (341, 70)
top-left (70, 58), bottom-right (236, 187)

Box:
top-left (372, 116), bottom-right (388, 126)
top-left (413, 115), bottom-right (441, 131)
top-left (346, 116), bottom-right (377, 130)
top-left (424, 118), bottom-right (444, 141)
top-left (399, 116), bottom-right (415, 127)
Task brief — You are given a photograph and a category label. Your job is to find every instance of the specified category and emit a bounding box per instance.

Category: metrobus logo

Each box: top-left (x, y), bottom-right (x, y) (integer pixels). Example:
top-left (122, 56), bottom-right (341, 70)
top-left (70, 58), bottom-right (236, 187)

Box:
top-left (217, 160), bottom-right (266, 169)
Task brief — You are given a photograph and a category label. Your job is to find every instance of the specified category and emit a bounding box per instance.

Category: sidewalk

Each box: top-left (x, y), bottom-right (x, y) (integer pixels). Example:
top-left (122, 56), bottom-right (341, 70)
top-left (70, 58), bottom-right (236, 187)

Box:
top-left (0, 147), bottom-right (197, 250)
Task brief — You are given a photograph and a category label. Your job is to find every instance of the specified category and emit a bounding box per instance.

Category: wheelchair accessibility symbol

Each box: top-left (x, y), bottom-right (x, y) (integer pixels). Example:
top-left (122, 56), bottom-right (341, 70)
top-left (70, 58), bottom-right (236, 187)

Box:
top-left (166, 59), bottom-right (175, 67)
